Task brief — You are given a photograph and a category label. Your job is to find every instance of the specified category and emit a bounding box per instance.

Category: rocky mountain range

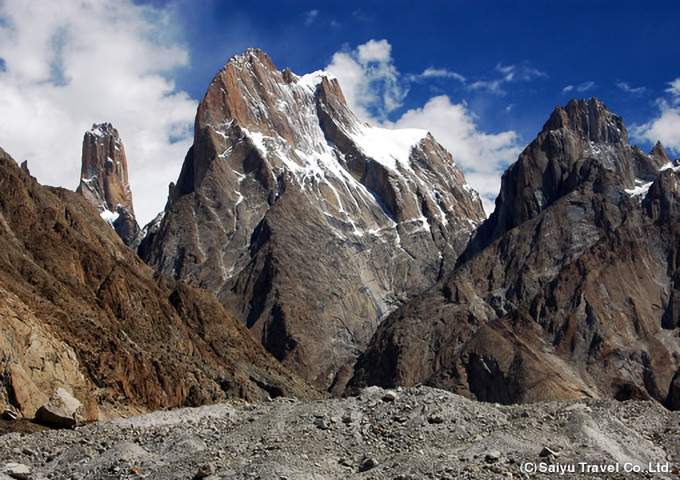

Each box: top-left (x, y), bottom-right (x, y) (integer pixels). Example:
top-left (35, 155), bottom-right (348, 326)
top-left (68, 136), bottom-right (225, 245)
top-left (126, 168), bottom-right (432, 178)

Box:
top-left (1, 47), bottom-right (679, 442)
top-left (0, 146), bottom-right (317, 422)
top-left (138, 49), bottom-right (485, 391)
top-left (349, 98), bottom-right (680, 408)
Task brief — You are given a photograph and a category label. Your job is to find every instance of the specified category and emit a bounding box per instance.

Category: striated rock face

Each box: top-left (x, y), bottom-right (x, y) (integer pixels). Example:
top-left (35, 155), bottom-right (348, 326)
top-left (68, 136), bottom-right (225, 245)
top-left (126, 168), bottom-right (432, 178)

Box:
top-left (349, 99), bottom-right (680, 406)
top-left (0, 147), bottom-right (317, 420)
top-left (139, 49), bottom-right (485, 390)
top-left (467, 98), bottom-right (667, 253)
top-left (76, 123), bottom-right (141, 248)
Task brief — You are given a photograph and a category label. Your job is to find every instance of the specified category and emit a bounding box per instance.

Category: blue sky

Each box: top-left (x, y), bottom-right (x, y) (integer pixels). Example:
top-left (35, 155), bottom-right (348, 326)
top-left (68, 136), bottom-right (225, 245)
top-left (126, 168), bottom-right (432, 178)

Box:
top-left (163, 0), bottom-right (679, 133)
top-left (0, 0), bottom-right (679, 222)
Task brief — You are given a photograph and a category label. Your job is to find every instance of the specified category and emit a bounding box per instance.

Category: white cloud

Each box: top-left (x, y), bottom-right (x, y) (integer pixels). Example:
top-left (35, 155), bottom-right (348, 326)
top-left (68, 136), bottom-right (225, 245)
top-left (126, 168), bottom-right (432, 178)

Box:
top-left (666, 78), bottom-right (680, 101)
top-left (0, 0), bottom-right (196, 225)
top-left (327, 40), bottom-right (408, 122)
top-left (577, 81), bottom-right (596, 92)
top-left (633, 78), bottom-right (680, 154)
top-left (563, 81), bottom-right (595, 95)
top-left (303, 10), bottom-right (319, 26)
top-left (495, 63), bottom-right (546, 82)
top-left (464, 63), bottom-right (546, 96)
top-left (617, 81), bottom-right (647, 95)
top-left (420, 68), bottom-right (466, 82)
top-left (468, 79), bottom-right (505, 96)
top-left (389, 97), bottom-right (520, 213)
top-left (327, 40), bottom-right (521, 214)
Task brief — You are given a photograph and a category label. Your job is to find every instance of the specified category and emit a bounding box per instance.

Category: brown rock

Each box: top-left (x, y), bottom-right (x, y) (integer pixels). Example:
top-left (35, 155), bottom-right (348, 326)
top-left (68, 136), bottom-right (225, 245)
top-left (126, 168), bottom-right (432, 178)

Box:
top-left (76, 123), bottom-right (141, 247)
top-left (348, 99), bottom-right (680, 406)
top-left (34, 403), bottom-right (76, 429)
top-left (139, 49), bottom-right (485, 390)
top-left (667, 368), bottom-right (680, 411)
top-left (0, 147), bottom-right (318, 419)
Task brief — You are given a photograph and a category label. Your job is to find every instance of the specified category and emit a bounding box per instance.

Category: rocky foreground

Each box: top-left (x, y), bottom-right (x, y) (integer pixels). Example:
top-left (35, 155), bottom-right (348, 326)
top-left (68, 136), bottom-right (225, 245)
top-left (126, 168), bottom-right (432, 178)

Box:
top-left (1, 387), bottom-right (678, 479)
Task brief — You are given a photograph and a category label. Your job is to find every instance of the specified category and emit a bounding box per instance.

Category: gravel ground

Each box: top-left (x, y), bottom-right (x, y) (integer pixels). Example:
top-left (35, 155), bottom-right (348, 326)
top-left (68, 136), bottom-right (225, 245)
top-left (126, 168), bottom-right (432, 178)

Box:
top-left (1, 386), bottom-right (679, 479)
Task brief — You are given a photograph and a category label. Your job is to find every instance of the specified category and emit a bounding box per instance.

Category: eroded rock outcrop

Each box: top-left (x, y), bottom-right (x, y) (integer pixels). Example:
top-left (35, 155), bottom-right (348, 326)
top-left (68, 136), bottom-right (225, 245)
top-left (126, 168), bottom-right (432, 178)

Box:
top-left (0, 147), bottom-right (317, 420)
top-left (139, 49), bottom-right (485, 390)
top-left (349, 99), bottom-right (680, 406)
top-left (76, 123), bottom-right (141, 248)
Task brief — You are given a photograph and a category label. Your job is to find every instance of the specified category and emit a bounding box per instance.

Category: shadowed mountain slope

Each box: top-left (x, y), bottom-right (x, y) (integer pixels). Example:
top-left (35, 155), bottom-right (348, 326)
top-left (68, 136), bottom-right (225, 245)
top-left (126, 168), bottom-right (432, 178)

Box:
top-left (139, 49), bottom-right (485, 390)
top-left (0, 147), bottom-right (317, 420)
top-left (349, 99), bottom-right (680, 408)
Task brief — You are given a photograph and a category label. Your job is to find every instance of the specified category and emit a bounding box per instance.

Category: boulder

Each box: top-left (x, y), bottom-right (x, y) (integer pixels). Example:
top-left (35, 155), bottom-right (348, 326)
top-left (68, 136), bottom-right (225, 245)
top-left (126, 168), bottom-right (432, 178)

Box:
top-left (34, 388), bottom-right (81, 429)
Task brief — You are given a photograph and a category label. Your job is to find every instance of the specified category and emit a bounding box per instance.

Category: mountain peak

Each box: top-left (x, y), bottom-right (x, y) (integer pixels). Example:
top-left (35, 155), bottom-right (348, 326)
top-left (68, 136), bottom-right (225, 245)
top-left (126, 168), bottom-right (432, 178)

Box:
top-left (76, 122), bottom-right (140, 247)
top-left (542, 97), bottom-right (628, 145)
top-left (78, 123), bottom-right (132, 211)
top-left (650, 141), bottom-right (670, 164)
top-left (465, 98), bottom-right (667, 255)
top-left (142, 49), bottom-right (485, 390)
top-left (232, 48), bottom-right (276, 69)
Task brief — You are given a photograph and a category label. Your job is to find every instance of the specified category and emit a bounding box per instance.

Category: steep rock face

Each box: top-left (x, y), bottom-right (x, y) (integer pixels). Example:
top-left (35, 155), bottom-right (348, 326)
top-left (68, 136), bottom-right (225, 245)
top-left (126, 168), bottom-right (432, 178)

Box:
top-left (76, 123), bottom-right (141, 247)
top-left (139, 49), bottom-right (485, 390)
top-left (349, 99), bottom-right (680, 406)
top-left (0, 147), bottom-right (317, 420)
top-left (466, 98), bottom-right (667, 255)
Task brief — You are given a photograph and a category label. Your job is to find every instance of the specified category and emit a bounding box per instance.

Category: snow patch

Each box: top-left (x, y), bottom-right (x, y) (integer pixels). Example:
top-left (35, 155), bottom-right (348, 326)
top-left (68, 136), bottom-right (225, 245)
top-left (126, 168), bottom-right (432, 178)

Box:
top-left (100, 209), bottom-right (119, 227)
top-left (351, 125), bottom-right (427, 173)
top-left (297, 70), bottom-right (335, 91)
top-left (659, 162), bottom-right (680, 173)
top-left (625, 178), bottom-right (654, 198)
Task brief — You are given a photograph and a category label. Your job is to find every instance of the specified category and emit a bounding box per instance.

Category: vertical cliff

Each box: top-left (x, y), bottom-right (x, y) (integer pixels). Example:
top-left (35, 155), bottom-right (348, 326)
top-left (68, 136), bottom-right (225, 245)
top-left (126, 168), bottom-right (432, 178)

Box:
top-left (76, 123), bottom-right (140, 247)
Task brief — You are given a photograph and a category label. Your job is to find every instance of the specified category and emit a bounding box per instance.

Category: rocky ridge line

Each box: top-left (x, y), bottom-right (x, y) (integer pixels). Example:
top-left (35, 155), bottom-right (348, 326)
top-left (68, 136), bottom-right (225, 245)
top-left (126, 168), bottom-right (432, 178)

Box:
top-left (349, 98), bottom-right (680, 408)
top-left (139, 49), bottom-right (485, 391)
top-left (0, 146), bottom-right (318, 422)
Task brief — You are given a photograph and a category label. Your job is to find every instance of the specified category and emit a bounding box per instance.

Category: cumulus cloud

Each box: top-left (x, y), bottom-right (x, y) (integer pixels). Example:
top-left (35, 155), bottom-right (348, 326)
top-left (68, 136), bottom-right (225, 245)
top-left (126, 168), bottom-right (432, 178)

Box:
top-left (326, 39), bottom-right (408, 122)
top-left (0, 0), bottom-right (196, 225)
top-left (633, 78), bottom-right (680, 154)
top-left (327, 40), bottom-right (522, 214)
top-left (390, 96), bottom-right (521, 213)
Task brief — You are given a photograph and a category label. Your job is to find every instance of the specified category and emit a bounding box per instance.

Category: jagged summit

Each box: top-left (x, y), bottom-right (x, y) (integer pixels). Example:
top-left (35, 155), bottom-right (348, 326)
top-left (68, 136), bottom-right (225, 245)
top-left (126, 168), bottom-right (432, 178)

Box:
top-left (349, 99), bottom-right (680, 408)
top-left (650, 140), bottom-right (670, 164)
top-left (140, 49), bottom-right (485, 390)
top-left (76, 123), bottom-right (140, 247)
top-left (542, 97), bottom-right (628, 145)
top-left (469, 98), bottom-right (669, 249)
top-left (178, 48), bottom-right (424, 201)
top-left (78, 123), bottom-right (133, 213)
